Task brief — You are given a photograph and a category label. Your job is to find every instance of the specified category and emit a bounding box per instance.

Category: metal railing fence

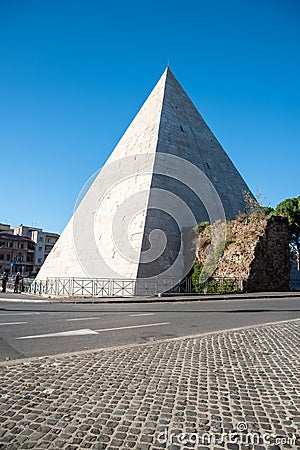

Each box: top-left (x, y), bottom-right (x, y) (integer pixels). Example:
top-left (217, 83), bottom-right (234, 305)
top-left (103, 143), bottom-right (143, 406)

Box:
top-left (29, 276), bottom-right (244, 297)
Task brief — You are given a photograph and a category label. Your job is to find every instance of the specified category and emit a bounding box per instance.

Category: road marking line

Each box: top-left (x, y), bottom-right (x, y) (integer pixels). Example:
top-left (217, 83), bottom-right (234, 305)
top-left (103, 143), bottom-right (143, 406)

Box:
top-left (66, 317), bottom-right (103, 322)
top-left (130, 313), bottom-right (155, 317)
top-left (0, 322), bottom-right (28, 326)
top-left (94, 322), bottom-right (169, 332)
top-left (0, 313), bottom-right (40, 316)
top-left (16, 322), bottom-right (170, 340)
top-left (17, 329), bottom-right (99, 339)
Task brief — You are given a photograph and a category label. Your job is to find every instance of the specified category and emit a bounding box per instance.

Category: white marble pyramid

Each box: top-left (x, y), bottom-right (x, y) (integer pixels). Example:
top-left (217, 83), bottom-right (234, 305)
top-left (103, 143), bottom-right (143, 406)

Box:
top-left (36, 68), bottom-right (251, 296)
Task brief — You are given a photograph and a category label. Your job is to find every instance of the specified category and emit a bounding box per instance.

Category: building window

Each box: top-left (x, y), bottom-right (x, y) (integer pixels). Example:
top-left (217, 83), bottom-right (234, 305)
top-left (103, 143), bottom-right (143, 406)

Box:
top-left (38, 258), bottom-right (42, 263)
top-left (8, 242), bottom-right (13, 248)
top-left (38, 247), bottom-right (42, 251)
top-left (0, 254), bottom-right (4, 261)
top-left (6, 255), bottom-right (10, 261)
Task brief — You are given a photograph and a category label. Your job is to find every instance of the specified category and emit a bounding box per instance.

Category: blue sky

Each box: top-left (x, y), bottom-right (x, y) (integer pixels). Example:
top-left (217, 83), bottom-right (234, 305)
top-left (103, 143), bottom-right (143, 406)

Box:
top-left (0, 0), bottom-right (299, 234)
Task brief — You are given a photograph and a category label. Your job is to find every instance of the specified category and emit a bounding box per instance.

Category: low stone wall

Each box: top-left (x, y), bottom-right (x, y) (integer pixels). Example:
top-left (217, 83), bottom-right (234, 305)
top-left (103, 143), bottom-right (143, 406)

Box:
top-left (196, 215), bottom-right (290, 292)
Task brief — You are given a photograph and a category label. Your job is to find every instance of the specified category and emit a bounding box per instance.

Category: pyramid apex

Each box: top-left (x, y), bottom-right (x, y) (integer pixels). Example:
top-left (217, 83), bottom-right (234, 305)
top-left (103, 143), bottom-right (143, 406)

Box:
top-left (159, 65), bottom-right (176, 86)
top-left (163, 65), bottom-right (172, 74)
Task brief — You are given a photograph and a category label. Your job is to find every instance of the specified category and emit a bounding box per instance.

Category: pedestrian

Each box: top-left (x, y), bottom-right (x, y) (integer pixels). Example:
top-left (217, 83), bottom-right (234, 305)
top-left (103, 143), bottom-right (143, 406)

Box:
top-left (1, 271), bottom-right (8, 293)
top-left (14, 272), bottom-right (21, 293)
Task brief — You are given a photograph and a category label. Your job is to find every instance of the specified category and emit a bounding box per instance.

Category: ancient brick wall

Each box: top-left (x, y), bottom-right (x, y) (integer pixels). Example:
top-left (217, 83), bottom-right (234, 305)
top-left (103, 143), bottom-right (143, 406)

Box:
top-left (196, 215), bottom-right (290, 292)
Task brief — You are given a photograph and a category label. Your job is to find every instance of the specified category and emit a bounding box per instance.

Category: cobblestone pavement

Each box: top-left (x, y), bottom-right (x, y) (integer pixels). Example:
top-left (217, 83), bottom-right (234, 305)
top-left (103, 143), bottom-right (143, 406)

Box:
top-left (0, 320), bottom-right (299, 450)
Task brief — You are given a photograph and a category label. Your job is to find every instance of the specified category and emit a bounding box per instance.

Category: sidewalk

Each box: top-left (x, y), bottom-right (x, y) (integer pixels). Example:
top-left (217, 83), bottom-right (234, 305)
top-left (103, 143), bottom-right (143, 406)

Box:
top-left (0, 319), bottom-right (299, 449)
top-left (1, 291), bottom-right (300, 304)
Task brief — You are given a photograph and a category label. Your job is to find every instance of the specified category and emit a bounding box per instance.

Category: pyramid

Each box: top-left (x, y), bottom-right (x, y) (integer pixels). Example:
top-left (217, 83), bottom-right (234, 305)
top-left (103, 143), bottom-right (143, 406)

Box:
top-left (36, 68), bottom-right (251, 296)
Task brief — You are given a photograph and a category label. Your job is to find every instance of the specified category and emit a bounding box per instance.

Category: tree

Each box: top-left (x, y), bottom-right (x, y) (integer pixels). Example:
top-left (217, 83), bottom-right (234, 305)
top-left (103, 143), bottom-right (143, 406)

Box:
top-left (274, 196), bottom-right (300, 269)
top-left (261, 206), bottom-right (274, 215)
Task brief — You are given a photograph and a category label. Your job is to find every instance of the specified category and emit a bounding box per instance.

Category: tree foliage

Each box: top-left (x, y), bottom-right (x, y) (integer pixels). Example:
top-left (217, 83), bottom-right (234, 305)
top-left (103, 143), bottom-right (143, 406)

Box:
top-left (273, 196), bottom-right (300, 268)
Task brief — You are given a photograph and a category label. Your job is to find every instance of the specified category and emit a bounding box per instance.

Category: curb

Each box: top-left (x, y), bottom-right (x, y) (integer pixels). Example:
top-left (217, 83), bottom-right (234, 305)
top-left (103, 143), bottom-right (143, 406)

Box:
top-left (1, 291), bottom-right (300, 304)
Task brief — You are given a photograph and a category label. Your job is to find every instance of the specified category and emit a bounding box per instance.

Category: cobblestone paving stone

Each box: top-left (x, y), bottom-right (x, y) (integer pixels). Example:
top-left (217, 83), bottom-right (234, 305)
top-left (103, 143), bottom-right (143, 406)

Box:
top-left (0, 320), bottom-right (300, 450)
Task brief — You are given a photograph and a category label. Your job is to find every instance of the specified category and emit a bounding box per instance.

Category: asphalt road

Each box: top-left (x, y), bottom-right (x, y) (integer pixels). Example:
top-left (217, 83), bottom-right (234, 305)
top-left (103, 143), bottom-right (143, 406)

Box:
top-left (0, 296), bottom-right (300, 362)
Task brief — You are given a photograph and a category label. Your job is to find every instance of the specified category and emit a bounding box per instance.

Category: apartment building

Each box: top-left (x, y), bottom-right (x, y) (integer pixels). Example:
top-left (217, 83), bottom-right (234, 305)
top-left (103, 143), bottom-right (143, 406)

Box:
top-left (0, 232), bottom-right (35, 275)
top-left (0, 223), bottom-right (13, 234)
top-left (13, 225), bottom-right (59, 273)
